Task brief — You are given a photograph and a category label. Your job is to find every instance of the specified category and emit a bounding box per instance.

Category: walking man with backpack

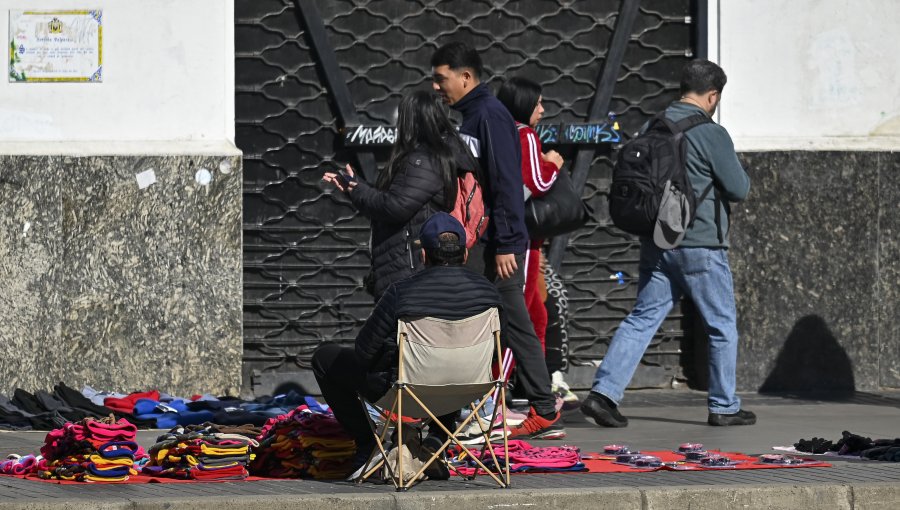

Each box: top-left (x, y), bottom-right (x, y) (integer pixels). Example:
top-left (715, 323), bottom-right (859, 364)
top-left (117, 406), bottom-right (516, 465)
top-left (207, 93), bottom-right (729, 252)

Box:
top-left (582, 59), bottom-right (755, 428)
top-left (431, 42), bottom-right (564, 439)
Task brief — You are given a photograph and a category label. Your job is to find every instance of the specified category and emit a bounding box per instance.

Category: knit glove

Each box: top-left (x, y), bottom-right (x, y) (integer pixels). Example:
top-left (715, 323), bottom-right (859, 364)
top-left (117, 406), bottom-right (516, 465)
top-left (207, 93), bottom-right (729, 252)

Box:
top-left (794, 437), bottom-right (832, 454)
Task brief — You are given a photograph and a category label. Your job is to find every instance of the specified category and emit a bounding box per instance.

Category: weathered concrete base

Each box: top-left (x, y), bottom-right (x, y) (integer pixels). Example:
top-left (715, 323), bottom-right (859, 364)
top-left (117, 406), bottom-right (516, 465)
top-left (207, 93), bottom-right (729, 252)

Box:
top-left (643, 485), bottom-right (853, 510)
top-left (852, 483), bottom-right (900, 510)
top-left (0, 148), bottom-right (242, 396)
top-left (0, 484), bottom-right (897, 510)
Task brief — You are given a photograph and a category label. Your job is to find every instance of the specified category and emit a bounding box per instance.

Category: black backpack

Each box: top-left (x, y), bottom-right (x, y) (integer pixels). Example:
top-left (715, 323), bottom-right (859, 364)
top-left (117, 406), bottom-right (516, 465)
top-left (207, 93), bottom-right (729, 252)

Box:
top-left (609, 113), bottom-right (716, 248)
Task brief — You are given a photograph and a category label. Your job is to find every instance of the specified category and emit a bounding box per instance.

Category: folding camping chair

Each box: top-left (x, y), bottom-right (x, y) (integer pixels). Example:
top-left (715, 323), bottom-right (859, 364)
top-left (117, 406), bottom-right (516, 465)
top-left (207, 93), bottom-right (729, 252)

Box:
top-left (355, 307), bottom-right (510, 490)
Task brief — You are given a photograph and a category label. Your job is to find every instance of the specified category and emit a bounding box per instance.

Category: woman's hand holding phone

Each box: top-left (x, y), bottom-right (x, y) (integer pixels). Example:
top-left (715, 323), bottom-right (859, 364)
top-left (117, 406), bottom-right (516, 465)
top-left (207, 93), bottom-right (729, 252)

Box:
top-left (322, 164), bottom-right (358, 193)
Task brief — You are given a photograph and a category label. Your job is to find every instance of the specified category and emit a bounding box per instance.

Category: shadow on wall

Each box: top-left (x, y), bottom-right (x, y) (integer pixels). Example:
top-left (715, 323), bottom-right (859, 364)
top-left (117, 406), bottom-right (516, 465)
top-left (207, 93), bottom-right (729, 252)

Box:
top-left (273, 381), bottom-right (315, 398)
top-left (759, 315), bottom-right (855, 395)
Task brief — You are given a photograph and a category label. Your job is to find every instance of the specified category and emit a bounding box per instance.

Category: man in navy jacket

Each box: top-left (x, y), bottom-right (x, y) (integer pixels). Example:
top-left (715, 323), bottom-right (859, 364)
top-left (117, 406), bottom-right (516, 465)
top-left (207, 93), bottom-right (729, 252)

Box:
top-left (312, 213), bottom-right (503, 474)
top-left (431, 42), bottom-right (563, 439)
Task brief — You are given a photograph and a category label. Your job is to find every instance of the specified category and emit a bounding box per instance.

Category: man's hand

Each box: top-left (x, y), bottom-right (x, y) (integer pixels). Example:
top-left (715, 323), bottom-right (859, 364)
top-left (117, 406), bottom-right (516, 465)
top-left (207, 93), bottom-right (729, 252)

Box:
top-left (495, 253), bottom-right (518, 280)
top-left (542, 150), bottom-right (564, 169)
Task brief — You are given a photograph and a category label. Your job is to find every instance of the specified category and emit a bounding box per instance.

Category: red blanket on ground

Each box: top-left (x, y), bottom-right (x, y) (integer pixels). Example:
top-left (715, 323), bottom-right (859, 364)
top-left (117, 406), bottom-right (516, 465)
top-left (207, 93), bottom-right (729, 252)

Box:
top-left (579, 450), bottom-right (830, 473)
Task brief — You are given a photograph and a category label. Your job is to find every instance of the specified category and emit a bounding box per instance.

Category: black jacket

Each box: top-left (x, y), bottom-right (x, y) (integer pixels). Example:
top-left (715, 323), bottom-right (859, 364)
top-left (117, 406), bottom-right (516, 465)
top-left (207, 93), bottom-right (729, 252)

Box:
top-left (354, 265), bottom-right (503, 400)
top-left (452, 83), bottom-right (528, 255)
top-left (350, 146), bottom-right (473, 298)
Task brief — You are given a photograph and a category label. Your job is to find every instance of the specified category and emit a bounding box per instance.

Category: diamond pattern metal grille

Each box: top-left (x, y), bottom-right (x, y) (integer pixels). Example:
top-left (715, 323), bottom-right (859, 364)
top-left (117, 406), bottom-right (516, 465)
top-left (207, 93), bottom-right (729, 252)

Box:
top-left (235, 0), bottom-right (696, 396)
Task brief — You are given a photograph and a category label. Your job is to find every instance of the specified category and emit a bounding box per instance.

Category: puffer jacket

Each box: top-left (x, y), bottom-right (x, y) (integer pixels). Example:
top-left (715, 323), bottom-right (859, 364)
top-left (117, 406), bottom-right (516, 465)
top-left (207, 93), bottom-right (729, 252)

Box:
top-left (350, 146), bottom-right (473, 298)
top-left (354, 265), bottom-right (503, 400)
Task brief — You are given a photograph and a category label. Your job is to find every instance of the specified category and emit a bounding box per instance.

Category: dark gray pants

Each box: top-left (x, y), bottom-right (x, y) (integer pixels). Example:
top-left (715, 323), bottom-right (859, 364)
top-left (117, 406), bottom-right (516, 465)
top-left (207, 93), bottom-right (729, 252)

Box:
top-left (466, 244), bottom-right (556, 416)
top-left (312, 344), bottom-right (459, 449)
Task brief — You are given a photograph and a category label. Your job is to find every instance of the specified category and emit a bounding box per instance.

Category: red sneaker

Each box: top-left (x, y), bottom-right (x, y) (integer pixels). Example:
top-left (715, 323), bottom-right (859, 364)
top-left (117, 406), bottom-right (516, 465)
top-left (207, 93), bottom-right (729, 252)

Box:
top-left (508, 407), bottom-right (566, 440)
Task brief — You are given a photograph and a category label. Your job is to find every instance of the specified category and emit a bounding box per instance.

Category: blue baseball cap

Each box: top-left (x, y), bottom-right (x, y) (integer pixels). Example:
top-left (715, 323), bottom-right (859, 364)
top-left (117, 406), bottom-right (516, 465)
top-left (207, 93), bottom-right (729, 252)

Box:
top-left (418, 212), bottom-right (466, 249)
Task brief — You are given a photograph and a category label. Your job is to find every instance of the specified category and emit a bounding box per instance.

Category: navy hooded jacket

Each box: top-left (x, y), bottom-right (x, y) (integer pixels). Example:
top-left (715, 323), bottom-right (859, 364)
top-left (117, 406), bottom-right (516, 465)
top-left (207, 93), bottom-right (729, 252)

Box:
top-left (451, 83), bottom-right (528, 255)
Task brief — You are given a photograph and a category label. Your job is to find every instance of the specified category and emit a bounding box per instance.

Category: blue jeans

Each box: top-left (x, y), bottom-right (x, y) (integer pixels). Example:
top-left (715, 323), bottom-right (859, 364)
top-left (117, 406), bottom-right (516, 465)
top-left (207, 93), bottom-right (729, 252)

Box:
top-left (592, 242), bottom-right (741, 414)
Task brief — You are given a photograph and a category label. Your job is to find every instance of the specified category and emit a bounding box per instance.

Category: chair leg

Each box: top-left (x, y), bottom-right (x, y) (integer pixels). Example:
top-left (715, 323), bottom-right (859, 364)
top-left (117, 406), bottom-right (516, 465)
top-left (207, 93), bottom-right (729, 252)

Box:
top-left (465, 394), bottom-right (506, 486)
top-left (475, 393), bottom-right (506, 481)
top-left (403, 390), bottom-right (486, 484)
top-left (404, 387), bottom-right (507, 488)
top-left (501, 384), bottom-right (510, 487)
top-left (397, 386), bottom-right (404, 490)
top-left (355, 394), bottom-right (396, 483)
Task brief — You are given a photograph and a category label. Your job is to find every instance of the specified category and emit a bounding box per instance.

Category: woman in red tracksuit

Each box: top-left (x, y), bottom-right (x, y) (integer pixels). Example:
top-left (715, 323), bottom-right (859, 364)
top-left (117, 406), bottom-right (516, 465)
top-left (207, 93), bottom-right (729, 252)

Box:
top-left (497, 77), bottom-right (563, 353)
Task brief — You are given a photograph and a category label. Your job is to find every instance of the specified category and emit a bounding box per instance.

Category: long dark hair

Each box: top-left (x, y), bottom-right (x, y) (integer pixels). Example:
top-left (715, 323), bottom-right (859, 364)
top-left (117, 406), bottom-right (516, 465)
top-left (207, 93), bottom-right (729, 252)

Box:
top-left (377, 90), bottom-right (469, 211)
top-left (497, 77), bottom-right (542, 126)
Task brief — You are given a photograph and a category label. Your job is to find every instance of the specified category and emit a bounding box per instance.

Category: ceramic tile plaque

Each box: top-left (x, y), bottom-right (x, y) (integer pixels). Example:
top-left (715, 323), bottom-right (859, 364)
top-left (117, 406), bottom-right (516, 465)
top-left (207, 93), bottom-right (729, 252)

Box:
top-left (8, 10), bottom-right (102, 82)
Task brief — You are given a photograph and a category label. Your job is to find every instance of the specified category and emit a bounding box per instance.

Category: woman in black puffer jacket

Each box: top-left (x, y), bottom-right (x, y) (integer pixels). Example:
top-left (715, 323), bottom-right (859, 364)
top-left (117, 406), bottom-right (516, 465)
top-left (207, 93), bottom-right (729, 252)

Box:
top-left (323, 90), bottom-right (477, 298)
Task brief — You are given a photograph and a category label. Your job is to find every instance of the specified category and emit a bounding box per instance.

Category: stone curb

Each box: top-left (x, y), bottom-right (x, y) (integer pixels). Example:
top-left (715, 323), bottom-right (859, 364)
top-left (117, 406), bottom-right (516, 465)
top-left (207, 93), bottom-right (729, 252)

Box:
top-left (851, 483), bottom-right (900, 510)
top-left (0, 484), bottom-right (897, 510)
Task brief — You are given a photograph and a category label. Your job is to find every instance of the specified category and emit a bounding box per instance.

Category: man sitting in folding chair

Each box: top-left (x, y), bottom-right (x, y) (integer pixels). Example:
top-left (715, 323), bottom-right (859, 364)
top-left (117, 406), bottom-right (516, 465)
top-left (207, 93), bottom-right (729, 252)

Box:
top-left (312, 212), bottom-right (504, 482)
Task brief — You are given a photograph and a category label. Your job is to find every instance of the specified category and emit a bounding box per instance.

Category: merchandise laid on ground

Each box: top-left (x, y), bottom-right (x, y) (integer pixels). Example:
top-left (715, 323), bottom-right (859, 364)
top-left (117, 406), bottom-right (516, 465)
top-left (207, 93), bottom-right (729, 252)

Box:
top-left (0, 385), bottom-right (878, 488)
top-left (781, 430), bottom-right (900, 462)
top-left (447, 440), bottom-right (833, 476)
top-left (0, 383), bottom-right (318, 431)
top-left (2, 385), bottom-right (899, 487)
top-left (0, 391), bottom-right (897, 510)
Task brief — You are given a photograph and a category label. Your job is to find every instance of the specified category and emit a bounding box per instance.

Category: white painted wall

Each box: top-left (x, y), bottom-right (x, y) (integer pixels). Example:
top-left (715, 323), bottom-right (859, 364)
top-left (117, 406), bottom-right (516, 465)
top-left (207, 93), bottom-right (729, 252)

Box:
top-left (0, 0), bottom-right (234, 143)
top-left (716, 0), bottom-right (900, 150)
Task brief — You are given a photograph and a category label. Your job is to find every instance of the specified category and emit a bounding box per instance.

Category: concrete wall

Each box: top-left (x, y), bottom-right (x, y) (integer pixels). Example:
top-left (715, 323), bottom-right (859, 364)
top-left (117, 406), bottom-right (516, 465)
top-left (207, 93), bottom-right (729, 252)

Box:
top-left (0, 1), bottom-right (242, 396)
top-left (711, 1), bottom-right (900, 391)
top-left (0, 0), bottom-right (235, 142)
top-left (717, 0), bottom-right (900, 147)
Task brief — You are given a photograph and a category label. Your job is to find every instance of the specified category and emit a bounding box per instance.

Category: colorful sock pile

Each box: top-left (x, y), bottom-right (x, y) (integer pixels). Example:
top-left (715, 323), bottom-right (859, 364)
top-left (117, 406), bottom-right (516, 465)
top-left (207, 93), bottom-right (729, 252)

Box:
top-left (250, 405), bottom-right (356, 479)
top-left (37, 416), bottom-right (146, 482)
top-left (450, 439), bottom-right (585, 475)
top-left (144, 424), bottom-right (258, 481)
top-left (0, 454), bottom-right (41, 475)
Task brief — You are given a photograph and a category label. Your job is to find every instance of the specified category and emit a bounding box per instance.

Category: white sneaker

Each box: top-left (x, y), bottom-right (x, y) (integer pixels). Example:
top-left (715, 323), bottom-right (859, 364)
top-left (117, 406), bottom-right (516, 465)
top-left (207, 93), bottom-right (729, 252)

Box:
top-left (552, 371), bottom-right (580, 409)
top-left (454, 415), bottom-right (510, 445)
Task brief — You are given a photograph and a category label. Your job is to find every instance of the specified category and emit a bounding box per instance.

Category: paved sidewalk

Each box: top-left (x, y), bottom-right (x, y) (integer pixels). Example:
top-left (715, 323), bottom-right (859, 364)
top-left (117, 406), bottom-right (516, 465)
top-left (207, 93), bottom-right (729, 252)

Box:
top-left (0, 390), bottom-right (897, 509)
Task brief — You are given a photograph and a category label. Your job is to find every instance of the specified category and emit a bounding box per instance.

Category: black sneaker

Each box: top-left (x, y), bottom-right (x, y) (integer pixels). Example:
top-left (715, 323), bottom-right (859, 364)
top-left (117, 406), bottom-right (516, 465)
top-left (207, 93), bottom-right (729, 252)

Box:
top-left (346, 444), bottom-right (377, 480)
top-left (708, 409), bottom-right (757, 426)
top-left (420, 434), bottom-right (450, 480)
top-left (580, 391), bottom-right (628, 428)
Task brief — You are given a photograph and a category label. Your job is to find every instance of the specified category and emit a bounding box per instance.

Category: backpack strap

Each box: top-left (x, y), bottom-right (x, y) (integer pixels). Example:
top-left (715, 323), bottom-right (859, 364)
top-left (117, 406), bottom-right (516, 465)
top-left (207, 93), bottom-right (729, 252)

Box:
top-left (679, 113), bottom-right (720, 243)
top-left (647, 112), bottom-right (674, 133)
top-left (714, 189), bottom-right (724, 244)
top-left (696, 182), bottom-right (715, 207)
top-left (673, 113), bottom-right (712, 133)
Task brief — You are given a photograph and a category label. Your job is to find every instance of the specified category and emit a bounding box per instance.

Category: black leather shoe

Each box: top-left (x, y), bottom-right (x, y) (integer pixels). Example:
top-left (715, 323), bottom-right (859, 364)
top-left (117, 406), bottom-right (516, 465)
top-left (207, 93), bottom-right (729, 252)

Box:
top-left (708, 409), bottom-right (757, 426)
top-left (580, 392), bottom-right (628, 428)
